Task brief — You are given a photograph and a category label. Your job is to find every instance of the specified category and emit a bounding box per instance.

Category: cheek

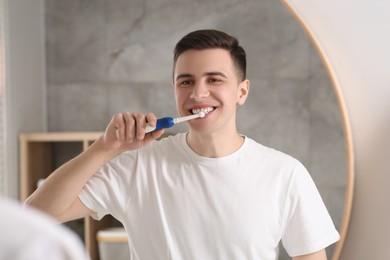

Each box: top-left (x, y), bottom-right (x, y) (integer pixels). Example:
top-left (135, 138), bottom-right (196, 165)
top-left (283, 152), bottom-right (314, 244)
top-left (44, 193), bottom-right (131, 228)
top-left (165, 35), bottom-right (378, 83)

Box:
top-left (175, 89), bottom-right (187, 106)
top-left (224, 89), bottom-right (241, 104)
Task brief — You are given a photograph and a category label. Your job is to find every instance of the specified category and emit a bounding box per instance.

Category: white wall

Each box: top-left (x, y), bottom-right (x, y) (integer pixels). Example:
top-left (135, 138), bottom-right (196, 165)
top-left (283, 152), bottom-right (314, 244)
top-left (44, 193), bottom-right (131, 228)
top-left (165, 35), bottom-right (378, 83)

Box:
top-left (2, 0), bottom-right (47, 198)
top-left (285, 0), bottom-right (390, 259)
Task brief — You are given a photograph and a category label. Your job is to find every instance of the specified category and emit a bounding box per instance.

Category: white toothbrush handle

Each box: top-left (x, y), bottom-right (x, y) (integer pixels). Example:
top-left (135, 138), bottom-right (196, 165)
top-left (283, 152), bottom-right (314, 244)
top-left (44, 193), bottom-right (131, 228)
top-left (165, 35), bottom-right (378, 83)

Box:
top-left (145, 124), bottom-right (156, 133)
top-left (116, 124), bottom-right (156, 139)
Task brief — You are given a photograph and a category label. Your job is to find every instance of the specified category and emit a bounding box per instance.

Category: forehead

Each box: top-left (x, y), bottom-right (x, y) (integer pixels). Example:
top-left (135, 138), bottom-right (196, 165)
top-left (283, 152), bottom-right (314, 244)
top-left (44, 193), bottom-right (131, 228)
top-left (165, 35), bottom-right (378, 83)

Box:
top-left (174, 49), bottom-right (236, 78)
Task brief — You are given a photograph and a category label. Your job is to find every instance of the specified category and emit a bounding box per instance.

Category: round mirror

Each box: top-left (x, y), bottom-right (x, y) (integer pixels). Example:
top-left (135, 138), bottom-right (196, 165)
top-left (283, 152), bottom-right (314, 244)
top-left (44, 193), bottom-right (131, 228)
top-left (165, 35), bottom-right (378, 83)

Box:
top-left (46, 0), bottom-right (353, 259)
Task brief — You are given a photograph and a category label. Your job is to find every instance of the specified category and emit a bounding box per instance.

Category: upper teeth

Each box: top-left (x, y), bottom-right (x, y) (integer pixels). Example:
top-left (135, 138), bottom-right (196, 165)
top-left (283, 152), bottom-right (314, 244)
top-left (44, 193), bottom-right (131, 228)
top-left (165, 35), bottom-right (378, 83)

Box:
top-left (192, 107), bottom-right (214, 115)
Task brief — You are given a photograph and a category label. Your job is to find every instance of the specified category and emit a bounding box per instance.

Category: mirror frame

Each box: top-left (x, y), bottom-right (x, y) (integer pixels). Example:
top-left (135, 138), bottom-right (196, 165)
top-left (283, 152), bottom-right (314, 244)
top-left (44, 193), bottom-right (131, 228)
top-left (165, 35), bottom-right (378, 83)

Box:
top-left (282, 1), bottom-right (355, 260)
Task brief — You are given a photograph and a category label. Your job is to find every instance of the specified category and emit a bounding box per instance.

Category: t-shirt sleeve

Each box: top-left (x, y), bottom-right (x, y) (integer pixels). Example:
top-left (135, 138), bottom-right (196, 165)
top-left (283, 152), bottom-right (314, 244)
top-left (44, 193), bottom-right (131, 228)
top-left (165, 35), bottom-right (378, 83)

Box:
top-left (281, 161), bottom-right (340, 256)
top-left (78, 152), bottom-right (134, 221)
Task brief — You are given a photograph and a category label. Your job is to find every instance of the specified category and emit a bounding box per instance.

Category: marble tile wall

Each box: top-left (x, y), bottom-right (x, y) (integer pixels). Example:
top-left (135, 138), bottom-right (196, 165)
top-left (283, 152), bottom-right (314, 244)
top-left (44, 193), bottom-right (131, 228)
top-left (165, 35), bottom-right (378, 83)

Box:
top-left (45, 0), bottom-right (346, 258)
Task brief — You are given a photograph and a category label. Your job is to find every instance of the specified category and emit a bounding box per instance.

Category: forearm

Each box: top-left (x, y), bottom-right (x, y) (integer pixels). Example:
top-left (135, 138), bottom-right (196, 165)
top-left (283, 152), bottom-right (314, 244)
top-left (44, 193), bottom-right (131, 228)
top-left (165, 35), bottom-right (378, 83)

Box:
top-left (25, 112), bottom-right (163, 220)
top-left (25, 136), bottom-right (118, 218)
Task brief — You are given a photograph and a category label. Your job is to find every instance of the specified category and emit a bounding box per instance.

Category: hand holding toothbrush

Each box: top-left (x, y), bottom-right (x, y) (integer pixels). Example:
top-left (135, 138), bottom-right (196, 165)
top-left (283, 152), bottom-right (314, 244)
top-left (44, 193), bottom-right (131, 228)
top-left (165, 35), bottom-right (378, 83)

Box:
top-left (101, 112), bottom-right (162, 152)
top-left (99, 111), bottom-right (205, 155)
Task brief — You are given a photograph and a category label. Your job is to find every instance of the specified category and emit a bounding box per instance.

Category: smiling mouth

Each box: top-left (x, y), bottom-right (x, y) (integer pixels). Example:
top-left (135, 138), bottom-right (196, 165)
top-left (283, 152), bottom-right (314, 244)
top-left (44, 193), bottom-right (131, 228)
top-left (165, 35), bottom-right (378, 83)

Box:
top-left (191, 107), bottom-right (215, 116)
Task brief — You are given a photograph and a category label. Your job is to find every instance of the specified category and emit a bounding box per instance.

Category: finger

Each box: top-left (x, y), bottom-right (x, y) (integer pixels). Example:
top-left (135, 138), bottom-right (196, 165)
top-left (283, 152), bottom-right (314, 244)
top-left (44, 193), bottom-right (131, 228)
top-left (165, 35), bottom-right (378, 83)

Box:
top-left (151, 129), bottom-right (165, 140)
top-left (134, 113), bottom-right (147, 140)
top-left (145, 112), bottom-right (157, 128)
top-left (112, 113), bottom-right (126, 142)
top-left (140, 129), bottom-right (164, 147)
top-left (123, 112), bottom-right (135, 143)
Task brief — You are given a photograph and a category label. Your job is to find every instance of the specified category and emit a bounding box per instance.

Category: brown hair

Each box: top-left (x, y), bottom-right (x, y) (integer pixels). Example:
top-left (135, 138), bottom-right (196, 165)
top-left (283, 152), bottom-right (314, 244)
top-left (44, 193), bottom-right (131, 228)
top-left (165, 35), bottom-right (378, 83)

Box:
top-left (173, 29), bottom-right (247, 81)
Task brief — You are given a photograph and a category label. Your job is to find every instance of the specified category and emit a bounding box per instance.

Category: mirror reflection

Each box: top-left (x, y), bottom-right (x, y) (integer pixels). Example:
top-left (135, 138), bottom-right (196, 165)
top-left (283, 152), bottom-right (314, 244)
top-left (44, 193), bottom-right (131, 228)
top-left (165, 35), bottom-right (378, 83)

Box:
top-left (45, 1), bottom-right (347, 259)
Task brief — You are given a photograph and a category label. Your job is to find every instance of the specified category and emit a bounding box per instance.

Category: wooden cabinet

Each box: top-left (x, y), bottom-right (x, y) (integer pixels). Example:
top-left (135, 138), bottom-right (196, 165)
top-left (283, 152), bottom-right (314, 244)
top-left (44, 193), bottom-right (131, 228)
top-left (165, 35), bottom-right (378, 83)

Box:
top-left (19, 132), bottom-right (118, 260)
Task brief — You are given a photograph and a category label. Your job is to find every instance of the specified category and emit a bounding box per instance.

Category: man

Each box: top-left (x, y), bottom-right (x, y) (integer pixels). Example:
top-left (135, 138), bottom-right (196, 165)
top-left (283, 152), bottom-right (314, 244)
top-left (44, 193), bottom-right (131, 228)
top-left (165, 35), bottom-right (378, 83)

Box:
top-left (26, 29), bottom-right (339, 259)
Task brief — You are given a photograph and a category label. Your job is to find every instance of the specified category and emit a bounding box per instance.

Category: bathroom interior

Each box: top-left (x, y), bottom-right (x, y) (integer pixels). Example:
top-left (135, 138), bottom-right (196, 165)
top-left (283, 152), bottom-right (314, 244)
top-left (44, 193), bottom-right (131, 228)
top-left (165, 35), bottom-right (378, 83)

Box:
top-left (1, 0), bottom-right (389, 259)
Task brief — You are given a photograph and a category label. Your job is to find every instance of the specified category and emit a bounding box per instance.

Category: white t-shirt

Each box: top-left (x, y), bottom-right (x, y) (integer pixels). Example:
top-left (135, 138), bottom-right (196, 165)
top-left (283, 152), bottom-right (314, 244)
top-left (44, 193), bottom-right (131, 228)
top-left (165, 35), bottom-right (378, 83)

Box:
top-left (79, 133), bottom-right (339, 259)
top-left (0, 198), bottom-right (89, 260)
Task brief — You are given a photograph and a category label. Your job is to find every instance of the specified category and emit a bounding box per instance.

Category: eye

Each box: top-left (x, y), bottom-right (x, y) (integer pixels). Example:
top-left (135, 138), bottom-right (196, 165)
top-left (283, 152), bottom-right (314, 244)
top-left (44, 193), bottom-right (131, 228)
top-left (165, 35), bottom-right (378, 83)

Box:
top-left (178, 80), bottom-right (193, 87)
top-left (208, 78), bottom-right (223, 84)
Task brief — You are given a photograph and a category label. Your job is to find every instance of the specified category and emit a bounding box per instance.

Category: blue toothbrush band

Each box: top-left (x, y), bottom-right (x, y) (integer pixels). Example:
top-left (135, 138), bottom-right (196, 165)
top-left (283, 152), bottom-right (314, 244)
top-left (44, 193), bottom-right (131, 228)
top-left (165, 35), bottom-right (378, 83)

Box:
top-left (145, 117), bottom-right (174, 133)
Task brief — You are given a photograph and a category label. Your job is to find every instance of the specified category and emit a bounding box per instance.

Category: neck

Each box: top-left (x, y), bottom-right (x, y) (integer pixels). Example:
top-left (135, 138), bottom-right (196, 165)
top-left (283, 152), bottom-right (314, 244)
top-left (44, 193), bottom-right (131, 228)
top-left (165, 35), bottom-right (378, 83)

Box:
top-left (186, 130), bottom-right (244, 158)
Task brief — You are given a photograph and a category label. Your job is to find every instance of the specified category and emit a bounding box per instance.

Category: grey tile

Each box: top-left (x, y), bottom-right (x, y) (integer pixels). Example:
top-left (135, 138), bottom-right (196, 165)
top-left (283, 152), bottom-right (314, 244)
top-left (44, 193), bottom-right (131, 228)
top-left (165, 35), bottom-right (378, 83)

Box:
top-left (45, 0), bottom-right (107, 83)
top-left (308, 75), bottom-right (347, 187)
top-left (267, 0), bottom-right (312, 79)
top-left (48, 83), bottom-right (109, 131)
top-left (107, 81), bottom-right (176, 115)
top-left (239, 77), bottom-right (311, 163)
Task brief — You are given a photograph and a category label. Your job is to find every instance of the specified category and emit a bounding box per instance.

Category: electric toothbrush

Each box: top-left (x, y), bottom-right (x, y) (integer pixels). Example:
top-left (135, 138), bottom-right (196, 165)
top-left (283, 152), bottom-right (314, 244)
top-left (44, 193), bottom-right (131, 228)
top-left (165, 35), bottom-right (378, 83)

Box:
top-left (145, 111), bottom-right (206, 133)
top-left (115, 111), bottom-right (206, 139)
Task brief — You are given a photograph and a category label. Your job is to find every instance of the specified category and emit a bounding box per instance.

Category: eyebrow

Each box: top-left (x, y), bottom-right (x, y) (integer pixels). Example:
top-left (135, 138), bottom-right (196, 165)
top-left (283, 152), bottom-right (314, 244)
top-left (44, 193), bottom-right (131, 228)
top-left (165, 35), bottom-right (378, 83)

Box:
top-left (175, 71), bottom-right (228, 81)
top-left (175, 73), bottom-right (193, 81)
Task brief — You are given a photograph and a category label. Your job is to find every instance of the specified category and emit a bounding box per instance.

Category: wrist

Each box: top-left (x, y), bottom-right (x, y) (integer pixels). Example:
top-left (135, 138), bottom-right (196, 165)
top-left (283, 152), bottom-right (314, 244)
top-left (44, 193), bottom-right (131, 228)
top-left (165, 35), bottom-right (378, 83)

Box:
top-left (89, 136), bottom-right (124, 163)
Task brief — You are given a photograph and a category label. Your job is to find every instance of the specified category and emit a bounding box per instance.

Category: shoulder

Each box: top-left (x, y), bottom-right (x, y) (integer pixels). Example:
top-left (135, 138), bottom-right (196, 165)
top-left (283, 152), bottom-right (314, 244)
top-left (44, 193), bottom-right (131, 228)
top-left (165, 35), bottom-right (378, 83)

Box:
top-left (241, 137), bottom-right (311, 189)
top-left (244, 137), bottom-right (303, 169)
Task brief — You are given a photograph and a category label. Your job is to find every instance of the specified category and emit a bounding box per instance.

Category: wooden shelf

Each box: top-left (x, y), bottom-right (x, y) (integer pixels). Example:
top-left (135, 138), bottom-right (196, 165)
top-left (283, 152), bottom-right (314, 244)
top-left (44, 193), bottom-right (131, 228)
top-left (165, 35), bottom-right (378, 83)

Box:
top-left (19, 132), bottom-right (116, 260)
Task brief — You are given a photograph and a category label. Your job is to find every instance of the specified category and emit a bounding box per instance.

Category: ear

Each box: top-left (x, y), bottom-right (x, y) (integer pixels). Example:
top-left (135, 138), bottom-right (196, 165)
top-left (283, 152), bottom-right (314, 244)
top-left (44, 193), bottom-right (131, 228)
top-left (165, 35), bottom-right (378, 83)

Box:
top-left (237, 79), bottom-right (250, 105)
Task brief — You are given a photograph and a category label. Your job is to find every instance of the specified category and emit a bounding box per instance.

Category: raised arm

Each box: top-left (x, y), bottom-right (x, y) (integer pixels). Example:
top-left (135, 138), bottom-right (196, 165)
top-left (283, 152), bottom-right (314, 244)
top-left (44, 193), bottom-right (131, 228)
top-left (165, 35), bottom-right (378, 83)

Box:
top-left (25, 112), bottom-right (164, 222)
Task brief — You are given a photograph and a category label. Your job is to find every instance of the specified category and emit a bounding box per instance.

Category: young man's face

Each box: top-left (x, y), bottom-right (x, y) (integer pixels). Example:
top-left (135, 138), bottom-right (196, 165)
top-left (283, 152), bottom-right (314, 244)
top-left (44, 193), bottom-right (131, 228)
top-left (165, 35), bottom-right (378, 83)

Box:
top-left (173, 48), bottom-right (249, 135)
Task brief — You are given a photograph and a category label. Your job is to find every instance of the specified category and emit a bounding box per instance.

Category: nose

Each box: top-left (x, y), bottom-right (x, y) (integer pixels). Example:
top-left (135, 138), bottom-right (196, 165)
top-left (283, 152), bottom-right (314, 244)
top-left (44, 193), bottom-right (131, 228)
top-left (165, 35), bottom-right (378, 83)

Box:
top-left (190, 81), bottom-right (210, 101)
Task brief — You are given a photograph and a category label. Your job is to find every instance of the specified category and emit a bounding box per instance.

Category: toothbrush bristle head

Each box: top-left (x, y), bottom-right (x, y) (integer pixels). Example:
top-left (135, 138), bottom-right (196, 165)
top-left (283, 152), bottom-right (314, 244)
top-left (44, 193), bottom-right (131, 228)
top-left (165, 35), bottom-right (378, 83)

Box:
top-left (198, 111), bottom-right (206, 118)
